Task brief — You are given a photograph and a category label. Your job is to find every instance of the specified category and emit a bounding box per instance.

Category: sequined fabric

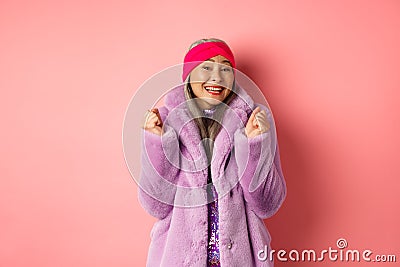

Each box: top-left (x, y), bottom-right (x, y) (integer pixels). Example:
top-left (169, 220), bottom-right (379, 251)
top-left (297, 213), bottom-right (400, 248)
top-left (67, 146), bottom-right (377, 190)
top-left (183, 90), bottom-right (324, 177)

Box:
top-left (207, 185), bottom-right (220, 266)
top-left (203, 108), bottom-right (221, 267)
top-left (203, 107), bottom-right (217, 118)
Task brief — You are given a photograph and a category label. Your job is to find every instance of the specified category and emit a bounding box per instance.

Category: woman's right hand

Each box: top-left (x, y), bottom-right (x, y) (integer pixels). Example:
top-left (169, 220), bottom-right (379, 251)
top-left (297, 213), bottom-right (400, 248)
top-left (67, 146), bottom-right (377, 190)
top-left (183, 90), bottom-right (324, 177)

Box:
top-left (143, 108), bottom-right (163, 136)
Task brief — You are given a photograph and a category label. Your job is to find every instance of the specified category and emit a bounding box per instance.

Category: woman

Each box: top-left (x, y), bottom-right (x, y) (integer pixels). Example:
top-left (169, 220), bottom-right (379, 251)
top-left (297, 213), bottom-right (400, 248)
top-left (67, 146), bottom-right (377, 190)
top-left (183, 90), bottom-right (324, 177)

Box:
top-left (139, 38), bottom-right (286, 266)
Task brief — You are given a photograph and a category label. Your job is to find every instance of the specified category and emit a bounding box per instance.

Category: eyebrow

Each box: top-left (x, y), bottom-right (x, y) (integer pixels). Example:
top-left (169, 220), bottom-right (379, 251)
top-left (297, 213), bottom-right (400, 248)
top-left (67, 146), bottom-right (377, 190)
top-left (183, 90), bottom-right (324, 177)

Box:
top-left (206, 58), bottom-right (232, 66)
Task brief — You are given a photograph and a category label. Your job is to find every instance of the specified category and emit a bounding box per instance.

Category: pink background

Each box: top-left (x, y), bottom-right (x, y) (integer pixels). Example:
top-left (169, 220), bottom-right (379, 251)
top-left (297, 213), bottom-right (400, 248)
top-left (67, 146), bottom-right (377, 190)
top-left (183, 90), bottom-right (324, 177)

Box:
top-left (1, 1), bottom-right (399, 266)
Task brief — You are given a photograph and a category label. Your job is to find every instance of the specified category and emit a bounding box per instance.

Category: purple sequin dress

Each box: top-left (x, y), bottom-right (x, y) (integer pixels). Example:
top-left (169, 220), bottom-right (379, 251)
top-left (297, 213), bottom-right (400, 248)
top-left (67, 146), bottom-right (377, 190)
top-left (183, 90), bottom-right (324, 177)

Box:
top-left (207, 184), bottom-right (220, 266)
top-left (203, 108), bottom-right (221, 267)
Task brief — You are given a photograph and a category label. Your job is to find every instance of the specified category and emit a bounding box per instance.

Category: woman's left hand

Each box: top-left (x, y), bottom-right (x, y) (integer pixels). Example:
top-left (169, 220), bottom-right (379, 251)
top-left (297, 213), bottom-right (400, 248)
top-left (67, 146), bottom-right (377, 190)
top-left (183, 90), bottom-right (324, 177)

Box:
top-left (245, 106), bottom-right (270, 138)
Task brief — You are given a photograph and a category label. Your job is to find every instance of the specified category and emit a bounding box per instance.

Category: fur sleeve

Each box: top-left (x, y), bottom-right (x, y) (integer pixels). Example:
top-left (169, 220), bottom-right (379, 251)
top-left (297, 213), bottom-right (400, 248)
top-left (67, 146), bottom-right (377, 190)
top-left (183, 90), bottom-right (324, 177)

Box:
top-left (138, 124), bottom-right (180, 220)
top-left (233, 110), bottom-right (287, 219)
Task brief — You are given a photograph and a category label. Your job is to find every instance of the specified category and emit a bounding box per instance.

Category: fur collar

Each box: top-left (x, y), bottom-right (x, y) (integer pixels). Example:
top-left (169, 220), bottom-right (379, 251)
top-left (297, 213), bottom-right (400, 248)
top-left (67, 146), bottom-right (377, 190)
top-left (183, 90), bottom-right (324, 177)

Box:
top-left (164, 82), bottom-right (255, 117)
top-left (161, 82), bottom-right (257, 186)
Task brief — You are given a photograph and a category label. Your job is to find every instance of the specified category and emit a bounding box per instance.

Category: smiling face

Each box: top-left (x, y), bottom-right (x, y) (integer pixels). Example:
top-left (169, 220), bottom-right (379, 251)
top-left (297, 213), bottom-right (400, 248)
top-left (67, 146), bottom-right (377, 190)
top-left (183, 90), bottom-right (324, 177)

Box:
top-left (189, 55), bottom-right (234, 109)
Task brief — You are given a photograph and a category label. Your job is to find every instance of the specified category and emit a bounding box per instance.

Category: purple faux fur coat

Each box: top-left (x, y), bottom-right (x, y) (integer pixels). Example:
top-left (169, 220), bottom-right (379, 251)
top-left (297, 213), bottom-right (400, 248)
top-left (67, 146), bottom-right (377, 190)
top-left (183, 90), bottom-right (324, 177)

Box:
top-left (138, 83), bottom-right (286, 266)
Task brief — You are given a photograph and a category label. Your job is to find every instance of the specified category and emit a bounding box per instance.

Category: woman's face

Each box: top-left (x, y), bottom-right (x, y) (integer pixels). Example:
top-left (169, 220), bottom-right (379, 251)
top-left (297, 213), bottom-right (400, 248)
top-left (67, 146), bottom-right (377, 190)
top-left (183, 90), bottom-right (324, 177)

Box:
top-left (189, 55), bottom-right (234, 109)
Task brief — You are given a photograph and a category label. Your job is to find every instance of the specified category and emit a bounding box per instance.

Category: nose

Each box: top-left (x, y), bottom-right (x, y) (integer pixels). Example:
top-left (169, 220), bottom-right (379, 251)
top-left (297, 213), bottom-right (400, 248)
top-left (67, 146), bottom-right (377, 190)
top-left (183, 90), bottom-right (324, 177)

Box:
top-left (210, 67), bottom-right (222, 83)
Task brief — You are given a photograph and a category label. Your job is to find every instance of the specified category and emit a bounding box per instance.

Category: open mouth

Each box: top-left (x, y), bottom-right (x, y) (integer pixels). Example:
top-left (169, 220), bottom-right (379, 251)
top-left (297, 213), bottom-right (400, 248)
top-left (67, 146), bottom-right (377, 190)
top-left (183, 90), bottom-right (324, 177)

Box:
top-left (204, 85), bottom-right (224, 96)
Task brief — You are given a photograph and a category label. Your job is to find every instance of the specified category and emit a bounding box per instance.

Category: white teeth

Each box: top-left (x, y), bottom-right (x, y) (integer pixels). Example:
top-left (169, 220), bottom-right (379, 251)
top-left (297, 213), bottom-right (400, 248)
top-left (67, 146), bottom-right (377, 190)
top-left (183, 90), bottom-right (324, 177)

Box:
top-left (205, 86), bottom-right (223, 91)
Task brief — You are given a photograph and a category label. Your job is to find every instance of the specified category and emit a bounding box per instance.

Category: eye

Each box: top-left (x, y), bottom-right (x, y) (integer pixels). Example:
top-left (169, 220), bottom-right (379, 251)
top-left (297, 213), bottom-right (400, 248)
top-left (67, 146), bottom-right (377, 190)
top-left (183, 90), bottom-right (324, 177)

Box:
top-left (222, 67), bottom-right (232, 72)
top-left (202, 65), bottom-right (211, 70)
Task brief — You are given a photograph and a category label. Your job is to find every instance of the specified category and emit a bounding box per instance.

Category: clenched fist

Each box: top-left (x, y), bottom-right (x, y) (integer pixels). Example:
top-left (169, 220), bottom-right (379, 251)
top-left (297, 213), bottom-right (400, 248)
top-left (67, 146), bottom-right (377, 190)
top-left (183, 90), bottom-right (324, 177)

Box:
top-left (143, 108), bottom-right (163, 136)
top-left (245, 106), bottom-right (270, 138)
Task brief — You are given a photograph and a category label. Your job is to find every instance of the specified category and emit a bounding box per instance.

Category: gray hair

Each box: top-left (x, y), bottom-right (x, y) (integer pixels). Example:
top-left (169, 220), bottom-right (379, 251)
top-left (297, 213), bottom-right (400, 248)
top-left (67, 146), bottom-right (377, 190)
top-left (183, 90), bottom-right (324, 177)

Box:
top-left (187, 38), bottom-right (228, 52)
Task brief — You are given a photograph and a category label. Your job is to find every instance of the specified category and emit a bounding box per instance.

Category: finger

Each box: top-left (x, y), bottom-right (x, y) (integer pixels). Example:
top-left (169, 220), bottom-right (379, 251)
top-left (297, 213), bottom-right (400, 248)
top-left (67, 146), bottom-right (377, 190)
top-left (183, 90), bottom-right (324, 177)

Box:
top-left (145, 109), bottom-right (154, 118)
top-left (143, 109), bottom-right (161, 130)
top-left (150, 108), bottom-right (162, 126)
top-left (257, 121), bottom-right (269, 130)
top-left (255, 114), bottom-right (267, 125)
top-left (144, 115), bottom-right (159, 128)
top-left (255, 113), bottom-right (269, 131)
top-left (259, 110), bottom-right (267, 118)
top-left (258, 121), bottom-right (270, 133)
top-left (142, 111), bottom-right (153, 128)
top-left (254, 112), bottom-right (264, 126)
top-left (249, 107), bottom-right (261, 128)
top-left (255, 112), bottom-right (266, 120)
top-left (255, 113), bottom-right (268, 123)
top-left (249, 106), bottom-right (261, 122)
top-left (253, 118), bottom-right (258, 128)
top-left (258, 123), bottom-right (269, 132)
top-left (255, 109), bottom-right (267, 116)
top-left (145, 112), bottom-right (157, 123)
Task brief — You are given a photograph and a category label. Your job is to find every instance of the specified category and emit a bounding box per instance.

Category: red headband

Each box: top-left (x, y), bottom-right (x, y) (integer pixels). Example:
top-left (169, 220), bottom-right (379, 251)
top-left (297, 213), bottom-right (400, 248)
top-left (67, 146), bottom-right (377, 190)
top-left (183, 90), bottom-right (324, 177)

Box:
top-left (182, 41), bottom-right (236, 82)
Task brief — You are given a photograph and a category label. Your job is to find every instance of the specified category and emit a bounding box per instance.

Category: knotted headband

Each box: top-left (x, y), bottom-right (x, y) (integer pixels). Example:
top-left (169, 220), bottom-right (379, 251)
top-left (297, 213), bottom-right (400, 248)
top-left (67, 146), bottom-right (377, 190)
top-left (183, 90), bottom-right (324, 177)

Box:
top-left (182, 41), bottom-right (236, 82)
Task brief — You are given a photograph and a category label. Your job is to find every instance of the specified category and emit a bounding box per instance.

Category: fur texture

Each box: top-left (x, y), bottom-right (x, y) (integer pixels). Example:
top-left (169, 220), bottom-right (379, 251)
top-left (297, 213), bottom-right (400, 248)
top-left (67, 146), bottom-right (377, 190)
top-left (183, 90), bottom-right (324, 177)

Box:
top-left (138, 83), bottom-right (287, 266)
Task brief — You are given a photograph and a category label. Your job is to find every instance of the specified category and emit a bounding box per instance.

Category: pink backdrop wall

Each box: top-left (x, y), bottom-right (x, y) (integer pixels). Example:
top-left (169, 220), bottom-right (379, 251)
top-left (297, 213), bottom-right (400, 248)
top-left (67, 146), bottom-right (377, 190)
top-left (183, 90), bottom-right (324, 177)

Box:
top-left (1, 0), bottom-right (399, 266)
